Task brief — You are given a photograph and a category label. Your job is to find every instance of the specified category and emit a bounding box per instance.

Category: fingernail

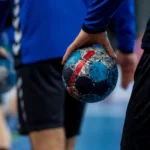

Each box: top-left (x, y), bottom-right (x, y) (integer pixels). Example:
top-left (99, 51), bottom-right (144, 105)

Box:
top-left (113, 54), bottom-right (117, 60)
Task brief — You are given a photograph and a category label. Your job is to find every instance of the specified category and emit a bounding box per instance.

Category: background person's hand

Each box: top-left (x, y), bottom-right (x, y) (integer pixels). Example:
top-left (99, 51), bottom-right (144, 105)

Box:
top-left (116, 50), bottom-right (138, 89)
top-left (0, 47), bottom-right (9, 81)
top-left (0, 47), bottom-right (8, 58)
top-left (62, 29), bottom-right (117, 64)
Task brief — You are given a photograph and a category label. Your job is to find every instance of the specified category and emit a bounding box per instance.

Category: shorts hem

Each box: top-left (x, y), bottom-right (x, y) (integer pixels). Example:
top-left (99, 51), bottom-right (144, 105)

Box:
top-left (19, 123), bottom-right (64, 135)
top-left (66, 131), bottom-right (80, 139)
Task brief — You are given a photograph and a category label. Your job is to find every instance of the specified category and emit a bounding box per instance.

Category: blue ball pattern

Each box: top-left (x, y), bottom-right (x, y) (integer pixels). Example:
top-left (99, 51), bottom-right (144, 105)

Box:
top-left (108, 67), bottom-right (118, 88)
top-left (89, 62), bottom-right (107, 82)
top-left (66, 51), bottom-right (81, 67)
top-left (82, 94), bottom-right (102, 103)
top-left (62, 46), bottom-right (118, 103)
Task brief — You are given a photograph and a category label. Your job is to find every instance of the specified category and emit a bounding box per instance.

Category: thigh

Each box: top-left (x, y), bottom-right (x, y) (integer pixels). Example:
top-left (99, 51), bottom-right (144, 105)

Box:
top-left (121, 51), bottom-right (150, 150)
top-left (64, 92), bottom-right (86, 138)
top-left (16, 59), bottom-right (65, 135)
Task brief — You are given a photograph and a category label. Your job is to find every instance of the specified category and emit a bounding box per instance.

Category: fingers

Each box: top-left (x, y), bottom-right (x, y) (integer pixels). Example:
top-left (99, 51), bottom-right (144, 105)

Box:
top-left (62, 31), bottom-right (88, 65)
top-left (62, 42), bottom-right (77, 65)
top-left (103, 40), bottom-right (117, 60)
top-left (0, 47), bottom-right (9, 58)
top-left (121, 68), bottom-right (134, 89)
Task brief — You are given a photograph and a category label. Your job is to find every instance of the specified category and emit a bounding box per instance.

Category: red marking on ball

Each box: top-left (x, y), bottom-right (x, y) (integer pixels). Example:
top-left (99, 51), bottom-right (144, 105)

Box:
top-left (68, 50), bottom-right (95, 94)
top-left (83, 50), bottom-right (95, 60)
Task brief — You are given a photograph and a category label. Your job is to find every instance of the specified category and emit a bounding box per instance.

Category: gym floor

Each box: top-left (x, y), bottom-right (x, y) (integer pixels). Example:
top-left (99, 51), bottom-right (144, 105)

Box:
top-left (10, 71), bottom-right (132, 150)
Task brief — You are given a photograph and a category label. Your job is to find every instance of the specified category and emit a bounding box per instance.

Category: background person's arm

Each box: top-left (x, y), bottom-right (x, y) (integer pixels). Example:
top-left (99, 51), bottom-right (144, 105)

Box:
top-left (114, 0), bottom-right (137, 89)
top-left (114, 0), bottom-right (136, 53)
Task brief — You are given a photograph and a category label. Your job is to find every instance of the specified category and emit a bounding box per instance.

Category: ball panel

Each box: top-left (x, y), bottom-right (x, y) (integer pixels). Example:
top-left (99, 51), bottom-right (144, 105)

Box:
top-left (79, 62), bottom-right (90, 76)
top-left (101, 55), bottom-right (116, 68)
top-left (89, 62), bottom-right (107, 82)
top-left (107, 67), bottom-right (118, 88)
top-left (82, 94), bottom-right (102, 103)
top-left (80, 47), bottom-right (95, 57)
top-left (75, 76), bottom-right (94, 95)
top-left (62, 46), bottom-right (119, 103)
top-left (94, 80), bottom-right (109, 97)
top-left (65, 50), bottom-right (81, 67)
top-left (62, 67), bottom-right (74, 87)
top-left (89, 50), bottom-right (105, 62)
top-left (67, 87), bottom-right (81, 101)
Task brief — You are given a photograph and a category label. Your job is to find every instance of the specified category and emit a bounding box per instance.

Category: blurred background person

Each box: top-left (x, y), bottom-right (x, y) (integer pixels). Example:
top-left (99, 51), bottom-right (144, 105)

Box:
top-left (108, 0), bottom-right (137, 89)
top-left (0, 8), bottom-right (16, 150)
top-left (101, 0), bottom-right (137, 104)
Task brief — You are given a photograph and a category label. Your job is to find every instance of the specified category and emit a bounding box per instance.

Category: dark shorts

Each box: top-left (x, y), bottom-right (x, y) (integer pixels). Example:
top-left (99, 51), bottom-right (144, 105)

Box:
top-left (16, 59), bottom-right (85, 138)
top-left (121, 50), bottom-right (150, 150)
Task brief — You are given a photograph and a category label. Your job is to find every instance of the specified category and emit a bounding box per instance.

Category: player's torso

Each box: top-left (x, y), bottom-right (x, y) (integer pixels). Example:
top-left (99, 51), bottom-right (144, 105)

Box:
top-left (13, 0), bottom-right (90, 66)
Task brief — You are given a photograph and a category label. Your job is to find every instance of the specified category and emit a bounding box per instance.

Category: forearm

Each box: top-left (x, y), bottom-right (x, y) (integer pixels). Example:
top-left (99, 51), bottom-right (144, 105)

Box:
top-left (82, 0), bottom-right (125, 33)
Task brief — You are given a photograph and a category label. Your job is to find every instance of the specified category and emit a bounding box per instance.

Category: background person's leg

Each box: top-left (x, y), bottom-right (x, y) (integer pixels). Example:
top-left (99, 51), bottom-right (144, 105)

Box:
top-left (64, 93), bottom-right (86, 150)
top-left (17, 59), bottom-right (66, 150)
top-left (0, 100), bottom-right (11, 150)
top-left (66, 137), bottom-right (76, 150)
top-left (30, 128), bottom-right (65, 150)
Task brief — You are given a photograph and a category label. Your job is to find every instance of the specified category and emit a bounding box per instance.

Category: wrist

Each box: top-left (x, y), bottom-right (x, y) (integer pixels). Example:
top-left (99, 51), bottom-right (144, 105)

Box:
top-left (118, 49), bottom-right (134, 54)
top-left (82, 24), bottom-right (106, 34)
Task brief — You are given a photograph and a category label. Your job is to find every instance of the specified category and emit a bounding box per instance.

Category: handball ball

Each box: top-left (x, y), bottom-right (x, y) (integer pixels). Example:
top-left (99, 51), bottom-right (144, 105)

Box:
top-left (62, 46), bottom-right (118, 103)
top-left (0, 56), bottom-right (16, 95)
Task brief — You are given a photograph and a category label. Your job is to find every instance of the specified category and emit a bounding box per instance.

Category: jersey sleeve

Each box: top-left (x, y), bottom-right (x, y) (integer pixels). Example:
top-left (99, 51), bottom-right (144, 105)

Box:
top-left (82, 0), bottom-right (125, 33)
top-left (114, 0), bottom-right (136, 53)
